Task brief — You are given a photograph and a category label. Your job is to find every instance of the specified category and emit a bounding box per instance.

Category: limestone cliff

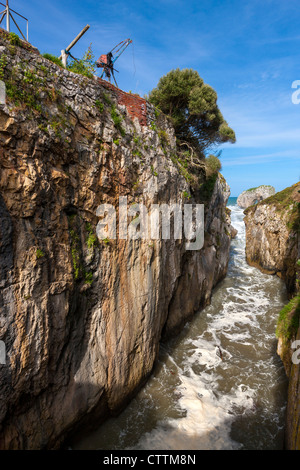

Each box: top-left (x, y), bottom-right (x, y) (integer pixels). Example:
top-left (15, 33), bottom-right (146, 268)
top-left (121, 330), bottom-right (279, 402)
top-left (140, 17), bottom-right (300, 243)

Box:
top-left (0, 31), bottom-right (233, 449)
top-left (237, 185), bottom-right (275, 209)
top-left (244, 183), bottom-right (300, 294)
top-left (244, 182), bottom-right (300, 450)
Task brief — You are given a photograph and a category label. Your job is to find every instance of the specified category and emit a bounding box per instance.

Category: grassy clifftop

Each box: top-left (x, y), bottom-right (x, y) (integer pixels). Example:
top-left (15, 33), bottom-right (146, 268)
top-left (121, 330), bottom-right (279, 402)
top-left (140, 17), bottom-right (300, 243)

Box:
top-left (245, 181), bottom-right (300, 232)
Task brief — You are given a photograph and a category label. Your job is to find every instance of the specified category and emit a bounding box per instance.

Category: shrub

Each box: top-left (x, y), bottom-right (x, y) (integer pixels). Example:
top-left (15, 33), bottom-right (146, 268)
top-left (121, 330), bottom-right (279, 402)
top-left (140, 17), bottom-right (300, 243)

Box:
top-left (205, 154), bottom-right (222, 178)
top-left (8, 32), bottom-right (20, 46)
top-left (36, 248), bottom-right (45, 259)
top-left (67, 44), bottom-right (95, 78)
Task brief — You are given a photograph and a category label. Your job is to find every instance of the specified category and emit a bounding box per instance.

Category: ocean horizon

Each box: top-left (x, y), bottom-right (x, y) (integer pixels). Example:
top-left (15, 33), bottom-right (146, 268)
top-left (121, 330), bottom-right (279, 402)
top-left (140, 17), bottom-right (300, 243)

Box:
top-left (227, 196), bottom-right (237, 206)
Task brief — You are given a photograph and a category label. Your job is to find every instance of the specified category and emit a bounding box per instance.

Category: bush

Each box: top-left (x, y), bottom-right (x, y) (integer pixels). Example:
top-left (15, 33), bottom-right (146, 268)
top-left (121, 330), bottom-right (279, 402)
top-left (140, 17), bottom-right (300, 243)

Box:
top-left (8, 32), bottom-right (21, 46)
top-left (36, 248), bottom-right (45, 259)
top-left (67, 44), bottom-right (95, 79)
top-left (205, 154), bottom-right (222, 177)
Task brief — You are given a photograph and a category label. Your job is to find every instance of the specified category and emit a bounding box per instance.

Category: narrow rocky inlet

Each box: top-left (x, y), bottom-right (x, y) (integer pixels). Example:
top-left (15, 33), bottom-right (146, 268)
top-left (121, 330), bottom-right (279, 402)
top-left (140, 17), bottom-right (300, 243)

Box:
top-left (72, 201), bottom-right (289, 450)
top-left (0, 22), bottom-right (299, 451)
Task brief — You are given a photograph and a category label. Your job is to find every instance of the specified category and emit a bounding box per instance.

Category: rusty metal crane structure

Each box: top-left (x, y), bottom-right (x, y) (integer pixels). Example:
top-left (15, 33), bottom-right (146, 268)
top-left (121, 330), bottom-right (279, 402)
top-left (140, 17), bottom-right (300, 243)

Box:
top-left (96, 38), bottom-right (132, 87)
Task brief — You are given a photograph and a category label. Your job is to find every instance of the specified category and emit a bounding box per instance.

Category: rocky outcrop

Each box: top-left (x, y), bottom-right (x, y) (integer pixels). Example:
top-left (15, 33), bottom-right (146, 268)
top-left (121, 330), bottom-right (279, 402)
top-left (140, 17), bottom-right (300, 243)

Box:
top-left (244, 182), bottom-right (300, 450)
top-left (244, 183), bottom-right (300, 294)
top-left (237, 185), bottom-right (275, 209)
top-left (0, 31), bottom-right (232, 449)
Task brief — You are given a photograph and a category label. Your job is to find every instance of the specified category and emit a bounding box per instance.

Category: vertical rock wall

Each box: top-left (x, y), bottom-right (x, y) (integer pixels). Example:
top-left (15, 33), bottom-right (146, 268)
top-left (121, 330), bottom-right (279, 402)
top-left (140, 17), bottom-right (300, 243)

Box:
top-left (244, 182), bottom-right (300, 450)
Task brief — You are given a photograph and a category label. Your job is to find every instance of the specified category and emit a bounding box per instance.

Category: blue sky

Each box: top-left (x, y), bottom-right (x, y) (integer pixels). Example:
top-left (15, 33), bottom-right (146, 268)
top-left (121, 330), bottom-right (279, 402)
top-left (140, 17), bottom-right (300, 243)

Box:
top-left (4, 0), bottom-right (300, 195)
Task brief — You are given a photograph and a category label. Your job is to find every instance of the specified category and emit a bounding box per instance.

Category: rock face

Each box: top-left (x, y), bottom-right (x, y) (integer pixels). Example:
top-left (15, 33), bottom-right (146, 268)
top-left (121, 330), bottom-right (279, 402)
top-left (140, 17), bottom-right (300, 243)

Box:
top-left (237, 185), bottom-right (275, 209)
top-left (244, 183), bottom-right (300, 450)
top-left (244, 183), bottom-right (300, 294)
top-left (284, 323), bottom-right (300, 450)
top-left (0, 32), bottom-right (232, 449)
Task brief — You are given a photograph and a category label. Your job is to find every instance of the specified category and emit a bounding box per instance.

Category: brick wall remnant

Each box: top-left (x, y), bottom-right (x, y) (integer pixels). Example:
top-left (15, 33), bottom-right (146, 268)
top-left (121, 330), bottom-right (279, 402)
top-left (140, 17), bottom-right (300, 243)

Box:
top-left (98, 78), bottom-right (150, 127)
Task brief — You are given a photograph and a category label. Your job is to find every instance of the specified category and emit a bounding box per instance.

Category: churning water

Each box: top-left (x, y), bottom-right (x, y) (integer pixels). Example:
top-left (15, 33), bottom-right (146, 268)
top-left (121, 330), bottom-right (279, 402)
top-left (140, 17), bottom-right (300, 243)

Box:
top-left (74, 201), bottom-right (289, 450)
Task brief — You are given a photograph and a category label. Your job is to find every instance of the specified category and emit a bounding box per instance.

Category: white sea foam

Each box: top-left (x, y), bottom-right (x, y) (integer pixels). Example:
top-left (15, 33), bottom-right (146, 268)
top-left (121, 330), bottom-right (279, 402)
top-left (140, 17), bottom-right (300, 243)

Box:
top-left (74, 204), bottom-right (288, 451)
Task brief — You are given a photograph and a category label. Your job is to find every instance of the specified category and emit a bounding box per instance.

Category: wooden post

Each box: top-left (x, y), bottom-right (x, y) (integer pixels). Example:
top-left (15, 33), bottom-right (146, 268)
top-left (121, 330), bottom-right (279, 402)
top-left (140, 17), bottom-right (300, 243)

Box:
top-left (61, 49), bottom-right (67, 68)
top-left (6, 0), bottom-right (9, 32)
top-left (59, 24), bottom-right (90, 60)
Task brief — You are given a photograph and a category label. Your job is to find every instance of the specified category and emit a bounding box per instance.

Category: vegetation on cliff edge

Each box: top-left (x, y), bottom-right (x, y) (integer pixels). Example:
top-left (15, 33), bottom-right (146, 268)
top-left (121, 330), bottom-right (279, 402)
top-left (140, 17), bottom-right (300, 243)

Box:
top-left (148, 68), bottom-right (236, 158)
top-left (148, 68), bottom-right (234, 200)
top-left (276, 294), bottom-right (300, 344)
top-left (244, 182), bottom-right (300, 232)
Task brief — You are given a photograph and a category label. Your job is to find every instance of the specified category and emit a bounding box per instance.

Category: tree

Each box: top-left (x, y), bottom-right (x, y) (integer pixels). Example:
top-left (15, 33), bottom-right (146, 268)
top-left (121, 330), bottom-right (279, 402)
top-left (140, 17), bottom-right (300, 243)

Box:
top-left (148, 68), bottom-right (235, 157)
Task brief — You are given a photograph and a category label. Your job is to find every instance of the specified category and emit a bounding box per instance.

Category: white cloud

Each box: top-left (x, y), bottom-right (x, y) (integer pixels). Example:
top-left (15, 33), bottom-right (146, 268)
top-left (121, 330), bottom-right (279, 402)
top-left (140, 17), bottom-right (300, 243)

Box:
top-left (222, 149), bottom-right (300, 167)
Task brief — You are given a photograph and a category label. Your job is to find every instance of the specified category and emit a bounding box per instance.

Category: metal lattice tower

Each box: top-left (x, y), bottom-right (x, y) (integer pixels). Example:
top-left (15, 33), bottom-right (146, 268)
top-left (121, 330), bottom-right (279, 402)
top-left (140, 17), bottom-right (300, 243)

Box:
top-left (0, 1), bottom-right (28, 42)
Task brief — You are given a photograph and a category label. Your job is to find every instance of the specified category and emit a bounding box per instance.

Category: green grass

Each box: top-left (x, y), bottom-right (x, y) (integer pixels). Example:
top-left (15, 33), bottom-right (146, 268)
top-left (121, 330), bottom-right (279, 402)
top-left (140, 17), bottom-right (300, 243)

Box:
top-left (260, 183), bottom-right (298, 208)
top-left (245, 185), bottom-right (273, 192)
top-left (42, 53), bottom-right (63, 67)
top-left (276, 294), bottom-right (300, 344)
top-left (244, 182), bottom-right (300, 232)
